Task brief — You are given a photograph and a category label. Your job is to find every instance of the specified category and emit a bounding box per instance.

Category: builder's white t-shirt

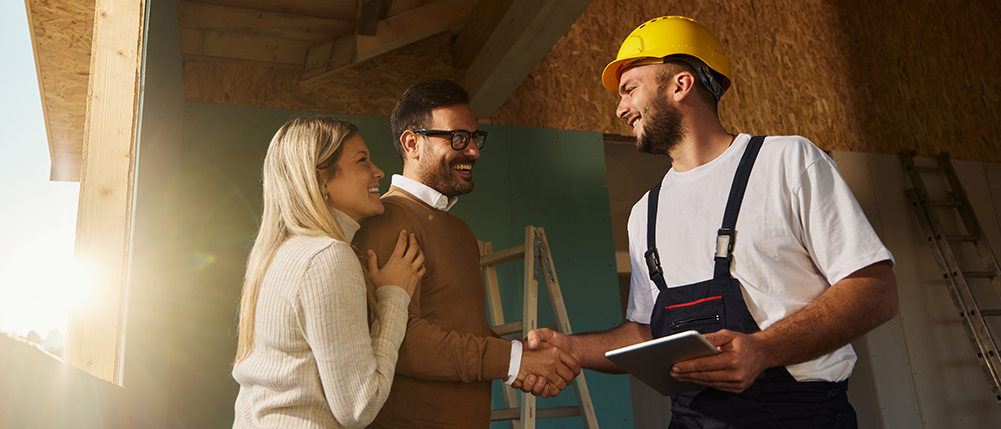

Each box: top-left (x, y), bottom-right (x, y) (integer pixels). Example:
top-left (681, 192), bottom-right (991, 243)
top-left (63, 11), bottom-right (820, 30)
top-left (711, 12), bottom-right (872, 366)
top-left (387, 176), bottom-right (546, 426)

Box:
top-left (625, 134), bottom-right (894, 382)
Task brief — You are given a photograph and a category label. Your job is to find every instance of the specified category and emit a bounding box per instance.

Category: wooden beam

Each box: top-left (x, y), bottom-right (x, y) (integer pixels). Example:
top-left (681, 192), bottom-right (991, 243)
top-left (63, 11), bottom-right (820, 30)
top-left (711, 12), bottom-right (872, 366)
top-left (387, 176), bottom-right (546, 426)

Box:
top-left (356, 0), bottom-right (383, 36)
top-left (65, 0), bottom-right (145, 384)
top-left (459, 0), bottom-right (592, 117)
top-left (452, 0), bottom-right (514, 70)
top-left (179, 28), bottom-right (309, 66)
top-left (183, 0), bottom-right (357, 21)
top-left (387, 0), bottom-right (426, 18)
top-left (177, 1), bottom-right (354, 42)
top-left (603, 133), bottom-right (636, 145)
top-left (302, 35), bottom-right (357, 80)
top-left (302, 0), bottom-right (473, 85)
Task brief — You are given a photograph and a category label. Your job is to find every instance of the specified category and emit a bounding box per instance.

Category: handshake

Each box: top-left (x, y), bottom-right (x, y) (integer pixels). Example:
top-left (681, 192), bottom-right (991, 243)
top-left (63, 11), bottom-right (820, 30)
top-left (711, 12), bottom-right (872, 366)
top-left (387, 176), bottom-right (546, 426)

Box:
top-left (512, 328), bottom-right (579, 398)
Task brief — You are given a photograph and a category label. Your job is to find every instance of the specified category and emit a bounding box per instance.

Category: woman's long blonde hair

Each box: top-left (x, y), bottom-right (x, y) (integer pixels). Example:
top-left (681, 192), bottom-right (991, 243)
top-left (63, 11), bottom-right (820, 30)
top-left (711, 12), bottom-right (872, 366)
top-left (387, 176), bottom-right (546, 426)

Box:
top-left (234, 116), bottom-right (379, 365)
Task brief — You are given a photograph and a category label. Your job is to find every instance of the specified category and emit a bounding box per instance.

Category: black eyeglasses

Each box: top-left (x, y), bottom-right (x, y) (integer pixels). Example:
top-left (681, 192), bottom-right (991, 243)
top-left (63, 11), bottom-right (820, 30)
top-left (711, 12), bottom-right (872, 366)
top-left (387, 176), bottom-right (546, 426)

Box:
top-left (413, 129), bottom-right (487, 151)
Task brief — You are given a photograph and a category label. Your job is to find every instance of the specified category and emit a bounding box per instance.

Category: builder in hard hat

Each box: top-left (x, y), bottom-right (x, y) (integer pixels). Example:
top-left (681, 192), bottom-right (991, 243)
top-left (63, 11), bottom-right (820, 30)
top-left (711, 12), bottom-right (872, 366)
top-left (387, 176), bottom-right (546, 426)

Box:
top-left (518, 16), bottom-right (898, 427)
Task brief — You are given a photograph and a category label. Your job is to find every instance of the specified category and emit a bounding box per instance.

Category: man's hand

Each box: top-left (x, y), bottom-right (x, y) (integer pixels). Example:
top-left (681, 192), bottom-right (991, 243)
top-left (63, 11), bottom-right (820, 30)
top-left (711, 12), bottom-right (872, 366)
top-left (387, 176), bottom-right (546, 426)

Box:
top-left (515, 341), bottom-right (580, 398)
top-left (510, 328), bottom-right (580, 397)
top-left (525, 328), bottom-right (578, 358)
top-left (669, 329), bottom-right (769, 393)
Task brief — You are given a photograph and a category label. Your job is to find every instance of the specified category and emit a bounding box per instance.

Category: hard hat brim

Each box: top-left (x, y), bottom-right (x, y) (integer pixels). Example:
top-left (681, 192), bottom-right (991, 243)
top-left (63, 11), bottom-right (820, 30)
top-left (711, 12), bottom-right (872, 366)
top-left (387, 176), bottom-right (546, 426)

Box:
top-left (601, 57), bottom-right (638, 92)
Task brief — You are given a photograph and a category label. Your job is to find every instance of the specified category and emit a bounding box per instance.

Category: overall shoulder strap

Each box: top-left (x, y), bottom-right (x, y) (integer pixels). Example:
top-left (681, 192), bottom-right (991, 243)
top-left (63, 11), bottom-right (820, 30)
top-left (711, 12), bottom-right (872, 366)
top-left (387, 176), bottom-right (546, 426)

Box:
top-left (645, 181), bottom-right (668, 292)
top-left (713, 135), bottom-right (766, 280)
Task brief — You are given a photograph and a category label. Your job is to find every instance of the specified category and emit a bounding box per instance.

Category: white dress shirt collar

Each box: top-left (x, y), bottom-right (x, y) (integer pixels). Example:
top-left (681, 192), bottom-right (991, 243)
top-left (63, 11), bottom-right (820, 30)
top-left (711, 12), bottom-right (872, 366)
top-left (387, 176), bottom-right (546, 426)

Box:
top-left (390, 174), bottom-right (458, 212)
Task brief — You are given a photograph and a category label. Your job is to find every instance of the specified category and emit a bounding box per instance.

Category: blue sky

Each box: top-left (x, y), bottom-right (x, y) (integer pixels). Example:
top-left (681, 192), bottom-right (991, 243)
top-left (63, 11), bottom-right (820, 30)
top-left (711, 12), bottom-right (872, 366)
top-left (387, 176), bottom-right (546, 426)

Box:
top-left (0, 1), bottom-right (82, 336)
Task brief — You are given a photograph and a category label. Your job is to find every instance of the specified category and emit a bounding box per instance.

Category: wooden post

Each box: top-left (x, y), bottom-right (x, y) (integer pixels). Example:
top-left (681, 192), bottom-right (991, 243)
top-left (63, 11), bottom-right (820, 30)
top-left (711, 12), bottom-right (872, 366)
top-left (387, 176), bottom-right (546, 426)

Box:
top-left (64, 0), bottom-right (145, 384)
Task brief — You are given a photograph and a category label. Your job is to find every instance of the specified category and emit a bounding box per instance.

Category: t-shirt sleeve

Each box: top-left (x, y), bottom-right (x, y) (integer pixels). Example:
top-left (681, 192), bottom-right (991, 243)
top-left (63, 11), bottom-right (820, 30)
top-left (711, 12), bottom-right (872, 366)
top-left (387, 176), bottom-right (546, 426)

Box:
top-left (626, 193), bottom-right (657, 324)
top-left (296, 242), bottom-right (410, 429)
top-left (796, 152), bottom-right (895, 285)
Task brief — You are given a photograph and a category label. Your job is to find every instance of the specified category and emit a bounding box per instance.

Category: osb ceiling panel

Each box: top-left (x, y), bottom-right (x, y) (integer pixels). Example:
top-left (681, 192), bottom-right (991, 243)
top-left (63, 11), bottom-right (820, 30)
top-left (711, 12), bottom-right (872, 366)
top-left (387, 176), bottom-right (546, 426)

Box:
top-left (491, 0), bottom-right (1000, 162)
top-left (29, 0), bottom-right (1001, 182)
top-left (27, 0), bottom-right (94, 181)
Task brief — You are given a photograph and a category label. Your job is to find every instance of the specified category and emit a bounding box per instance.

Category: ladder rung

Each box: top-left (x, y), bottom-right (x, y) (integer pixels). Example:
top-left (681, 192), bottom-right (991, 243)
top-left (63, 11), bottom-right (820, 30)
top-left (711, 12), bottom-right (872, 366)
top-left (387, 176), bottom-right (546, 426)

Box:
top-left (930, 200), bottom-right (963, 208)
top-left (947, 235), bottom-right (979, 242)
top-left (981, 310), bottom-right (1001, 317)
top-left (491, 322), bottom-right (557, 341)
top-left (962, 271), bottom-right (998, 279)
top-left (491, 406), bottom-right (582, 421)
top-left (492, 321), bottom-right (523, 338)
top-left (480, 246), bottom-right (525, 267)
top-left (915, 166), bottom-right (944, 174)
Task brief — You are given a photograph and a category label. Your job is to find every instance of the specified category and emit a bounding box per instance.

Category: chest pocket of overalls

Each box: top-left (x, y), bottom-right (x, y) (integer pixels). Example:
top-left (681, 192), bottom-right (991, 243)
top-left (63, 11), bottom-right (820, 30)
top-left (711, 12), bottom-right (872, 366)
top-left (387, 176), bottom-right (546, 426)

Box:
top-left (644, 136), bottom-right (766, 340)
top-left (654, 284), bottom-right (726, 336)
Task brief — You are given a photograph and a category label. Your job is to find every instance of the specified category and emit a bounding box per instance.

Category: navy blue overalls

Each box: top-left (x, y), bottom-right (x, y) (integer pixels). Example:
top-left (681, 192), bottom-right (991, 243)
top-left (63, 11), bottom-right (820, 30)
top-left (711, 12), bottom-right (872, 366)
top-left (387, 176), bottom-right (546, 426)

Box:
top-left (644, 136), bottom-right (856, 429)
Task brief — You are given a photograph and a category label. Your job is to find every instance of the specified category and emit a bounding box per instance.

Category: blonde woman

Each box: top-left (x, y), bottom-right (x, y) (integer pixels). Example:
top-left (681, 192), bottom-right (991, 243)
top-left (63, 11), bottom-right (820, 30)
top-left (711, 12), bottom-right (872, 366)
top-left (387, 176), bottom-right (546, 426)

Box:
top-left (233, 117), bottom-right (425, 429)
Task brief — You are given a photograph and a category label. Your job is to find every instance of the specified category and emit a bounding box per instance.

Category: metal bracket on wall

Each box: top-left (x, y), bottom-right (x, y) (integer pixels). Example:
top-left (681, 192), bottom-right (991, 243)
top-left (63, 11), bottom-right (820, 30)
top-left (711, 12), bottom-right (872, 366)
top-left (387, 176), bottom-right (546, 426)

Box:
top-left (900, 150), bottom-right (1001, 403)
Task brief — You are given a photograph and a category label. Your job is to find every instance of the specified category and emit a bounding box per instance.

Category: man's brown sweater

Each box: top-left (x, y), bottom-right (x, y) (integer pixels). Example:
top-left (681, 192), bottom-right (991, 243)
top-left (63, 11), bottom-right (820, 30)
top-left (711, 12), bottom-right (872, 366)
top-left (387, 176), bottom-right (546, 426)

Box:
top-left (353, 186), bottom-right (511, 428)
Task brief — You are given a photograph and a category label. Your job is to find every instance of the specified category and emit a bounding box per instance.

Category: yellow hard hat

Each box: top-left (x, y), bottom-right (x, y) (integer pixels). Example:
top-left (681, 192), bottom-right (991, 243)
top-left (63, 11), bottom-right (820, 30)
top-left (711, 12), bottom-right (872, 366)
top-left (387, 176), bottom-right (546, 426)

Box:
top-left (601, 16), bottom-right (731, 99)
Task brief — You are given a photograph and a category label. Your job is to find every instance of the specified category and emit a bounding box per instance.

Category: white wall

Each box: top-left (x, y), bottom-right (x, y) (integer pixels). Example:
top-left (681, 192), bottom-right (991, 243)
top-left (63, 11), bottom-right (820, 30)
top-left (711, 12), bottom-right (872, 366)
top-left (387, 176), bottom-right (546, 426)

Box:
top-left (833, 151), bottom-right (1001, 428)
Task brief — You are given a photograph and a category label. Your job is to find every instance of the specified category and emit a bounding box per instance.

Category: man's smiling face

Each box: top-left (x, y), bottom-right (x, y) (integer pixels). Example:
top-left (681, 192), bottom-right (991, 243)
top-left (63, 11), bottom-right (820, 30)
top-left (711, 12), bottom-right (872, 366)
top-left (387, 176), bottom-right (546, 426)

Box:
top-left (616, 64), bottom-right (685, 155)
top-left (415, 104), bottom-right (481, 197)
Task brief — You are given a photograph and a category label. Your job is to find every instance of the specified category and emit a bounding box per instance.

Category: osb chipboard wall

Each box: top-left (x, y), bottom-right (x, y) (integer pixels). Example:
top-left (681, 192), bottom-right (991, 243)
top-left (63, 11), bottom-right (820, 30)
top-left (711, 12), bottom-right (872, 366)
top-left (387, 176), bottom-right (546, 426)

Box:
top-left (182, 0), bottom-right (1000, 162)
top-left (492, 0), bottom-right (1001, 162)
top-left (27, 0), bottom-right (94, 180)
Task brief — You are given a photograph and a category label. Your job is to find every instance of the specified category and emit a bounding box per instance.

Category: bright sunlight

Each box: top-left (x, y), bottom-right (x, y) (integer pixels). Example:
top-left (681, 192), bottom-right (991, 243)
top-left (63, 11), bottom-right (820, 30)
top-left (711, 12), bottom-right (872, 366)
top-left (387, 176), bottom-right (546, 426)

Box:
top-left (0, 219), bottom-right (89, 355)
top-left (0, 0), bottom-right (82, 357)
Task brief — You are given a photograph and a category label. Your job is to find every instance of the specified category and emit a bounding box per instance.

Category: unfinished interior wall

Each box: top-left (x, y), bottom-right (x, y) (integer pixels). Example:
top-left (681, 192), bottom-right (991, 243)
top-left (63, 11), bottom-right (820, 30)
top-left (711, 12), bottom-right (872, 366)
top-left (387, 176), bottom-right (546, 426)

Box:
top-left (177, 0), bottom-right (999, 162)
top-left (126, 0), bottom-right (186, 424)
top-left (834, 152), bottom-right (1001, 428)
top-left (493, 0), bottom-right (1001, 162)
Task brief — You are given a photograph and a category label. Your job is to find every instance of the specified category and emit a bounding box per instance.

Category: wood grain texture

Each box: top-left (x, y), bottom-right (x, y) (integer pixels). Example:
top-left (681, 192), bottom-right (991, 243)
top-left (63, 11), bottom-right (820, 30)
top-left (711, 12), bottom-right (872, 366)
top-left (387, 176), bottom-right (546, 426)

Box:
top-left (26, 0), bottom-right (95, 181)
top-left (184, 0), bottom-right (357, 21)
top-left (65, 0), bottom-right (145, 384)
top-left (184, 31), bottom-right (456, 116)
top-left (491, 0), bottom-right (1001, 162)
top-left (33, 0), bottom-right (1001, 183)
top-left (177, 1), bottom-right (354, 42)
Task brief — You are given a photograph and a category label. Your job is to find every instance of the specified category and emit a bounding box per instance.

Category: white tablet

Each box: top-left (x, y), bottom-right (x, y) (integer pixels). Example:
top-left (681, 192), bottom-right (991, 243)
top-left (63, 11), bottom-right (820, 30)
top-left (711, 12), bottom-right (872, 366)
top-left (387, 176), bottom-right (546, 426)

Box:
top-left (604, 330), bottom-right (720, 396)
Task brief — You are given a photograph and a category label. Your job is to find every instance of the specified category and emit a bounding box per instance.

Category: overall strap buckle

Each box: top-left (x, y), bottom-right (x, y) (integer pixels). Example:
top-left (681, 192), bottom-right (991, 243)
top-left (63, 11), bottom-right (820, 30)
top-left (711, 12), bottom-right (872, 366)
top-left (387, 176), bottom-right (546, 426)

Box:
top-left (715, 228), bottom-right (735, 260)
top-left (645, 247), bottom-right (663, 280)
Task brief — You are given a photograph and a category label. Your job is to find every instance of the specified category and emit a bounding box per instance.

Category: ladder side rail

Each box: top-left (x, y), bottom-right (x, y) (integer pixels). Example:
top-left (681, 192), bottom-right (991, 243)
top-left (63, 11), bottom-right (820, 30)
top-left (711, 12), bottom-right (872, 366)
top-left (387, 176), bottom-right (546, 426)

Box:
top-left (534, 228), bottom-right (600, 428)
top-left (521, 226), bottom-right (539, 429)
top-left (907, 189), bottom-right (1001, 399)
top-left (936, 153), bottom-right (1001, 302)
top-left (480, 242), bottom-right (522, 429)
top-left (937, 153), bottom-right (984, 238)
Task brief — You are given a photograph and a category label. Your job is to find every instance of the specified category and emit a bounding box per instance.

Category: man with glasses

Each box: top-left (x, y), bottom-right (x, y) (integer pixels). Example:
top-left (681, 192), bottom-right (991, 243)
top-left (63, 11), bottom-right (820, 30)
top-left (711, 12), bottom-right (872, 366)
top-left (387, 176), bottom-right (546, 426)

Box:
top-left (353, 80), bottom-right (579, 429)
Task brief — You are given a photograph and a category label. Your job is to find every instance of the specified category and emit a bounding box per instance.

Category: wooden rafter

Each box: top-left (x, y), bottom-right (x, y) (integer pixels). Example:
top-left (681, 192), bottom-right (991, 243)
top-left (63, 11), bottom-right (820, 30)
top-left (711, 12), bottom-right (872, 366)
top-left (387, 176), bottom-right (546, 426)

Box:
top-left (183, 0), bottom-right (357, 21)
top-left (456, 0), bottom-right (592, 117)
top-left (356, 0), bottom-right (382, 36)
top-left (65, 0), bottom-right (146, 384)
top-left (301, 0), bottom-right (474, 84)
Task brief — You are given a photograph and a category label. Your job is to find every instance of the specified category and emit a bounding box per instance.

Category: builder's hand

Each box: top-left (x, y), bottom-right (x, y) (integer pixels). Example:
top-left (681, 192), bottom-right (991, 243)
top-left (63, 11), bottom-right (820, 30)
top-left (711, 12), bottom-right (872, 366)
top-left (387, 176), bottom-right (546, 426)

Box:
top-left (513, 328), bottom-right (581, 396)
top-left (516, 341), bottom-right (580, 398)
top-left (669, 329), bottom-right (768, 393)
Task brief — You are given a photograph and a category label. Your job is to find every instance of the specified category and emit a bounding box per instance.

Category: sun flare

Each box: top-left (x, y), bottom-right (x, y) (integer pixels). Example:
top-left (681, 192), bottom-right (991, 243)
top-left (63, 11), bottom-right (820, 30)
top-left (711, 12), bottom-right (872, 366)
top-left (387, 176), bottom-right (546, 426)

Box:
top-left (0, 242), bottom-right (94, 338)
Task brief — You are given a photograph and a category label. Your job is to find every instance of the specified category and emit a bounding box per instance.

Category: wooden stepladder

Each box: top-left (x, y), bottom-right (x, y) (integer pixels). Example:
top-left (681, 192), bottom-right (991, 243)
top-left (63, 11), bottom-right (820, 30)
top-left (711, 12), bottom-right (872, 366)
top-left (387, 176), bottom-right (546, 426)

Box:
top-left (900, 151), bottom-right (1001, 402)
top-left (478, 226), bottom-right (599, 429)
